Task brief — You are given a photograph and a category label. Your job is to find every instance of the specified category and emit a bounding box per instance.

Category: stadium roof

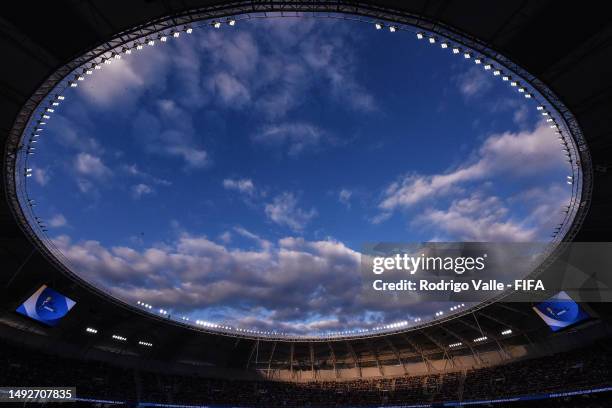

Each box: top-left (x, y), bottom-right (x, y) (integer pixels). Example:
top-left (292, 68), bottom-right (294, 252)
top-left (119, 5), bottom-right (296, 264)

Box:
top-left (1, 0), bottom-right (611, 379)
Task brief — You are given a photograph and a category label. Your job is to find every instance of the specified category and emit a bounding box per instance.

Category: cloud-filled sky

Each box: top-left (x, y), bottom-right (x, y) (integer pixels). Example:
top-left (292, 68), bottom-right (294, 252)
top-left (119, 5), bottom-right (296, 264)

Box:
top-left (28, 18), bottom-right (571, 335)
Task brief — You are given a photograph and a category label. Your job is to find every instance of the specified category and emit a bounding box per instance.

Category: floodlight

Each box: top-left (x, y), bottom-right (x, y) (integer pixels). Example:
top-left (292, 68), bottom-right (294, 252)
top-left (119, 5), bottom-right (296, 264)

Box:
top-left (389, 26), bottom-right (397, 33)
top-left (416, 32), bottom-right (424, 39)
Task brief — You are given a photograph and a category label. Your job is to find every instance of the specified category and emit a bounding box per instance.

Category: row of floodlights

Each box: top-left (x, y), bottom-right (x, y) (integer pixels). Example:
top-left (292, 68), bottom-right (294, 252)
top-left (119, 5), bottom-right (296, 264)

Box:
top-left (415, 31), bottom-right (538, 99)
top-left (65, 20), bottom-right (233, 88)
top-left (137, 301), bottom-right (153, 310)
top-left (86, 327), bottom-right (153, 346)
top-left (450, 304), bottom-right (466, 312)
top-left (412, 26), bottom-right (575, 176)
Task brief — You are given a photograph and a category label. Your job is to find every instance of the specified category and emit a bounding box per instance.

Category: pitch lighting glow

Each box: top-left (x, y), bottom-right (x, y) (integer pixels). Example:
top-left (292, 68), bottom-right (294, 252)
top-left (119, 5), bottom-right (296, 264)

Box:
top-left (473, 336), bottom-right (488, 343)
top-left (501, 329), bottom-right (512, 335)
top-left (112, 334), bottom-right (127, 341)
top-left (86, 327), bottom-right (98, 334)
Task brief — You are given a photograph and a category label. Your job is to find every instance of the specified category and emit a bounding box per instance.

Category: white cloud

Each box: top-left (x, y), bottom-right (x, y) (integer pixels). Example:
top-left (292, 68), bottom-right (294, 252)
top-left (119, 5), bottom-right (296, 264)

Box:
top-left (455, 65), bottom-right (493, 98)
top-left (33, 168), bottom-right (50, 186)
top-left (378, 123), bottom-right (567, 214)
top-left (166, 146), bottom-right (210, 168)
top-left (208, 72), bottom-right (250, 106)
top-left (338, 189), bottom-right (352, 207)
top-left (223, 178), bottom-right (255, 195)
top-left (76, 46), bottom-right (170, 108)
top-left (48, 214), bottom-right (67, 228)
top-left (74, 153), bottom-right (111, 179)
top-left (131, 183), bottom-right (153, 199)
top-left (416, 193), bottom-right (536, 242)
top-left (252, 123), bottom-right (327, 155)
top-left (265, 192), bottom-right (317, 231)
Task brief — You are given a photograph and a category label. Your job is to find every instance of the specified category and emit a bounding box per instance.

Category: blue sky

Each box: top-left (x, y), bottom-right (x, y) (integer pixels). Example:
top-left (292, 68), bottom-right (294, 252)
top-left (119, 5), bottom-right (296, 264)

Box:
top-left (28, 18), bottom-right (571, 335)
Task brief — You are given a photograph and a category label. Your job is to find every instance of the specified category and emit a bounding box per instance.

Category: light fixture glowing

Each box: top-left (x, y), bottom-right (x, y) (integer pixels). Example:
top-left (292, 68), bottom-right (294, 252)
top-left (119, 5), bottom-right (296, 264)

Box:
top-left (114, 53), bottom-right (121, 60)
top-left (185, 26), bottom-right (193, 34)
top-left (136, 43), bottom-right (144, 50)
top-left (173, 31), bottom-right (180, 38)
top-left (427, 36), bottom-right (435, 43)
top-left (474, 57), bottom-right (482, 64)
top-left (483, 64), bottom-right (492, 70)
top-left (228, 19), bottom-right (236, 26)
top-left (510, 81), bottom-right (518, 87)
top-left (502, 75), bottom-right (510, 81)
top-left (160, 35), bottom-right (167, 42)
top-left (452, 47), bottom-right (460, 54)
top-left (440, 42), bottom-right (449, 49)
top-left (493, 69), bottom-right (501, 76)
top-left (139, 341), bottom-right (153, 347)
top-left (148, 39), bottom-right (155, 46)
top-left (463, 52), bottom-right (471, 59)
top-left (86, 327), bottom-right (98, 334)
top-left (375, 23), bottom-right (383, 30)
top-left (112, 334), bottom-right (127, 341)
top-left (389, 26), bottom-right (397, 33)
top-left (213, 21), bottom-right (221, 29)
top-left (501, 329), bottom-right (512, 336)
top-left (518, 87), bottom-right (525, 93)
top-left (416, 32), bottom-right (424, 40)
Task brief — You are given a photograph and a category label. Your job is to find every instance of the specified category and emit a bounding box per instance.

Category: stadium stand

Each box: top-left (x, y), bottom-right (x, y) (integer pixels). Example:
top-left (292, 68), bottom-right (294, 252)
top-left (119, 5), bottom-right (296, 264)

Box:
top-left (2, 336), bottom-right (611, 407)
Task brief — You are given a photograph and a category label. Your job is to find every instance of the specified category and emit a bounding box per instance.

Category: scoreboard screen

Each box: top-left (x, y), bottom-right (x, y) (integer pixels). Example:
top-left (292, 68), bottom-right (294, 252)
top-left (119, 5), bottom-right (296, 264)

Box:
top-left (533, 291), bottom-right (589, 332)
top-left (16, 285), bottom-right (76, 326)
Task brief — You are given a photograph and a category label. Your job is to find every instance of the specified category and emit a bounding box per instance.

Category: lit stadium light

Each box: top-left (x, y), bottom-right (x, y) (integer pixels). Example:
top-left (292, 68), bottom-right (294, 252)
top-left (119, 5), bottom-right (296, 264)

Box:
top-left (427, 36), bottom-right (435, 43)
top-left (537, 105), bottom-right (545, 110)
top-left (86, 327), bottom-right (98, 334)
top-left (483, 64), bottom-right (492, 70)
top-left (95, 63), bottom-right (102, 69)
top-left (148, 39), bottom-right (155, 46)
top-left (501, 329), bottom-right (513, 336)
top-left (43, 115), bottom-right (50, 119)
top-left (104, 58), bottom-right (112, 64)
top-left (160, 35), bottom-right (167, 42)
top-left (77, 75), bottom-right (85, 81)
top-left (185, 27), bottom-right (193, 34)
top-left (114, 53), bottom-right (121, 60)
top-left (493, 69), bottom-right (501, 76)
top-left (463, 51), bottom-right (471, 59)
top-left (473, 336), bottom-right (488, 343)
top-left (123, 47), bottom-right (132, 55)
top-left (69, 81), bottom-right (77, 87)
top-left (449, 342), bottom-right (462, 348)
top-left (416, 32), bottom-right (424, 39)
top-left (173, 31), bottom-right (180, 38)
top-left (46, 108), bottom-right (54, 113)
top-left (26, 168), bottom-right (32, 177)
top-left (138, 341), bottom-right (153, 347)
top-left (228, 19), bottom-right (236, 26)
top-left (112, 334), bottom-right (127, 341)
top-left (452, 47), bottom-right (460, 54)
top-left (524, 93), bottom-right (532, 98)
top-left (374, 22), bottom-right (383, 30)
top-left (546, 118), bottom-right (554, 122)
top-left (212, 21), bottom-right (221, 29)
top-left (85, 68), bottom-right (93, 75)
top-left (502, 75), bottom-right (510, 81)
top-left (136, 43), bottom-right (143, 50)
top-left (474, 57), bottom-right (482, 64)
top-left (541, 111), bottom-right (549, 116)
top-left (389, 26), bottom-right (397, 33)
top-left (510, 80), bottom-right (518, 87)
